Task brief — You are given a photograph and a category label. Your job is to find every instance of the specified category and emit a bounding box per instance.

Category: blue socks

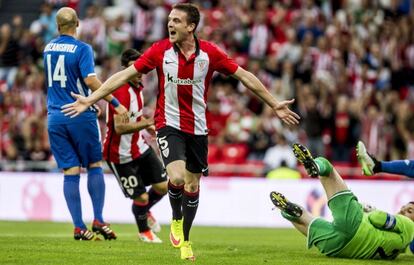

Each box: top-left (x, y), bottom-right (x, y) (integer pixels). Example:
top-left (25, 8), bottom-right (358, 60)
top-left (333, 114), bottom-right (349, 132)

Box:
top-left (63, 175), bottom-right (85, 229)
top-left (381, 160), bottom-right (414, 178)
top-left (87, 167), bottom-right (105, 223)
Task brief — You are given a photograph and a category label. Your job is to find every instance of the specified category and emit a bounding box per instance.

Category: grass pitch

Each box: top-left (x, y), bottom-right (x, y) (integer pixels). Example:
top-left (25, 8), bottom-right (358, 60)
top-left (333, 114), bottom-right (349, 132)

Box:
top-left (0, 221), bottom-right (412, 265)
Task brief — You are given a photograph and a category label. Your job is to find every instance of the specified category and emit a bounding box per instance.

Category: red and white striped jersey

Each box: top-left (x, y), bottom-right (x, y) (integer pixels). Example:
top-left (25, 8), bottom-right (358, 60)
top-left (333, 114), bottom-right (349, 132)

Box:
top-left (133, 38), bottom-right (239, 135)
top-left (103, 83), bottom-right (149, 164)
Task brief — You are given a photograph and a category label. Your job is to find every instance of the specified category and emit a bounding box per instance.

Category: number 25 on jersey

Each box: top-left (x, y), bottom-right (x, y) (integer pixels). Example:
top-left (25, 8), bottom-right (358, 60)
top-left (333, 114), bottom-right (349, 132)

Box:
top-left (46, 54), bottom-right (67, 88)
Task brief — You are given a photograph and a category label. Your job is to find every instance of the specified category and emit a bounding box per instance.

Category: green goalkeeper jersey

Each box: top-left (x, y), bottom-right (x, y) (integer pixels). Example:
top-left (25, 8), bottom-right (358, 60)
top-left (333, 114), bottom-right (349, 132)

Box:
top-left (335, 212), bottom-right (414, 259)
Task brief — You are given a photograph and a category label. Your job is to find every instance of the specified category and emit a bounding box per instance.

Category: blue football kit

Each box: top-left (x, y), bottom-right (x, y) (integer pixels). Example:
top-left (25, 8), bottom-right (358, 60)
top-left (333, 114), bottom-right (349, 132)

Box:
top-left (44, 34), bottom-right (101, 168)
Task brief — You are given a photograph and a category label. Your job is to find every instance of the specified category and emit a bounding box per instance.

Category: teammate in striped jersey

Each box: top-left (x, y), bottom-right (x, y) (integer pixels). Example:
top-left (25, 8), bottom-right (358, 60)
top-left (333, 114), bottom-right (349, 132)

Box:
top-left (103, 49), bottom-right (167, 243)
top-left (62, 3), bottom-right (300, 260)
top-left (44, 7), bottom-right (126, 240)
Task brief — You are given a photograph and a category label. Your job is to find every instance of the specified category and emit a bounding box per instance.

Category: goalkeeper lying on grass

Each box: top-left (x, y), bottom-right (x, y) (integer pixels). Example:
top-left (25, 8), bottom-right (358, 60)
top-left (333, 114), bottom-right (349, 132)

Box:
top-left (270, 143), bottom-right (414, 260)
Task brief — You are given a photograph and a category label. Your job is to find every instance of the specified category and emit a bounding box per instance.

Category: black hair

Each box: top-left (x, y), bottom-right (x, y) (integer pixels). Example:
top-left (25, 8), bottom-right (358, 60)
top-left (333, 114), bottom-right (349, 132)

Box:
top-left (173, 3), bottom-right (200, 31)
top-left (121, 48), bottom-right (141, 67)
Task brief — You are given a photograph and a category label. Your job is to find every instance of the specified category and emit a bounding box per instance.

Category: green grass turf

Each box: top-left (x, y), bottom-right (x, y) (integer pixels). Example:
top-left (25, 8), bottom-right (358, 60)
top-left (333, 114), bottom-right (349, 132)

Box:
top-left (0, 221), bottom-right (412, 265)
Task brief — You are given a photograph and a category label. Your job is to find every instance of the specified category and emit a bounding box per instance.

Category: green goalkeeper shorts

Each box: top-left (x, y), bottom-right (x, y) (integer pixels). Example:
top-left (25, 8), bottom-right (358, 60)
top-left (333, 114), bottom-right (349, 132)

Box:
top-left (307, 190), bottom-right (363, 256)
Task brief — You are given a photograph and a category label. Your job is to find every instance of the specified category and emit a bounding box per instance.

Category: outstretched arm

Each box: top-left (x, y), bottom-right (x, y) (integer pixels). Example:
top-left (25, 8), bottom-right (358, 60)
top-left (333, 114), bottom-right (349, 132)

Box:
top-left (61, 65), bottom-right (138, 117)
top-left (231, 67), bottom-right (300, 125)
top-left (84, 75), bottom-right (127, 114)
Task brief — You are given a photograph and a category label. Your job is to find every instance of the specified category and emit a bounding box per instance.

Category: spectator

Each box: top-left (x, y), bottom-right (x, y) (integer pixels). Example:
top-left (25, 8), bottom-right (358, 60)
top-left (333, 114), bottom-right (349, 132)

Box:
top-left (38, 3), bottom-right (58, 43)
top-left (3, 0), bottom-right (414, 176)
top-left (78, 4), bottom-right (106, 62)
top-left (263, 134), bottom-right (297, 174)
top-left (0, 23), bottom-right (21, 89)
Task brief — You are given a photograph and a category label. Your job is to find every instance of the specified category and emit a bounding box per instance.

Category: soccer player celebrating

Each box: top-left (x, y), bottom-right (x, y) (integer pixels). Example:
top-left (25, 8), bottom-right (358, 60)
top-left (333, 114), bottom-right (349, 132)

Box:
top-left (103, 48), bottom-right (167, 243)
top-left (62, 3), bottom-right (299, 260)
top-left (44, 7), bottom-right (125, 240)
top-left (357, 141), bottom-right (414, 179)
top-left (271, 143), bottom-right (414, 259)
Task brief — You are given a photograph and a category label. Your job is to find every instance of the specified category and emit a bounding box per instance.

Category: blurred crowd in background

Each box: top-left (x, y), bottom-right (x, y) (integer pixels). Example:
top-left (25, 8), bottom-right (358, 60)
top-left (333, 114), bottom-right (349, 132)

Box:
top-left (1, 0), bottom-right (413, 177)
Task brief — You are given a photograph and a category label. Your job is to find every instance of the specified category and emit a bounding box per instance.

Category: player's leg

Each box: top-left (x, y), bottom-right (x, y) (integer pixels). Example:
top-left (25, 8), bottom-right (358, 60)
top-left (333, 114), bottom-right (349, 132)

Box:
top-left (87, 161), bottom-right (105, 223)
top-left (269, 190), bottom-right (351, 255)
top-left (69, 121), bottom-right (116, 240)
top-left (269, 191), bottom-right (314, 236)
top-left (107, 159), bottom-right (159, 242)
top-left (157, 126), bottom-right (187, 247)
top-left (294, 143), bottom-right (365, 254)
top-left (132, 189), bottom-right (163, 243)
top-left (147, 182), bottom-right (167, 233)
top-left (48, 124), bottom-right (96, 240)
top-left (87, 161), bottom-right (116, 240)
top-left (357, 141), bottom-right (414, 178)
top-left (178, 133), bottom-right (207, 261)
top-left (138, 148), bottom-right (168, 234)
top-left (293, 143), bottom-right (348, 199)
top-left (182, 170), bottom-right (201, 241)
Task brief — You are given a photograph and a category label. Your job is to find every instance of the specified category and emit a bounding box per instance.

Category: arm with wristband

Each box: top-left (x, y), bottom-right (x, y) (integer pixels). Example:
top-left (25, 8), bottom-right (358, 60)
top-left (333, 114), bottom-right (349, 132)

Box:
top-left (368, 210), bottom-right (400, 232)
top-left (84, 75), bottom-right (127, 114)
top-left (368, 210), bottom-right (414, 247)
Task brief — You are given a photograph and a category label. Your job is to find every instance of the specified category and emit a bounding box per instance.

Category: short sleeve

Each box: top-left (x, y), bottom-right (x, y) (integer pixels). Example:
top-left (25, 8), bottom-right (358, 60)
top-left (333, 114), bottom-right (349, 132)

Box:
top-left (134, 42), bottom-right (161, 74)
top-left (78, 44), bottom-right (96, 78)
top-left (209, 42), bottom-right (239, 75)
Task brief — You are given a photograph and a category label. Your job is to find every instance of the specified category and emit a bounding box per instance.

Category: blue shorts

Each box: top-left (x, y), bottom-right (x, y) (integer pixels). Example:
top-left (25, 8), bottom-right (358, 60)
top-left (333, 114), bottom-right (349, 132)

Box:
top-left (48, 120), bottom-right (102, 169)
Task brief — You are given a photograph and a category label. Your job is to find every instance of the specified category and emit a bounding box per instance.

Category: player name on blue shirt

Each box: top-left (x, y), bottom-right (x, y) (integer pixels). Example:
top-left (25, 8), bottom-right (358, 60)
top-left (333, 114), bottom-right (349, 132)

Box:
top-left (44, 43), bottom-right (78, 53)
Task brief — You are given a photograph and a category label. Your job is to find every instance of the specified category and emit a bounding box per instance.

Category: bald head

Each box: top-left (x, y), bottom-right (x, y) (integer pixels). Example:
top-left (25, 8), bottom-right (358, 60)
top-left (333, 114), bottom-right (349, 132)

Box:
top-left (56, 7), bottom-right (78, 34)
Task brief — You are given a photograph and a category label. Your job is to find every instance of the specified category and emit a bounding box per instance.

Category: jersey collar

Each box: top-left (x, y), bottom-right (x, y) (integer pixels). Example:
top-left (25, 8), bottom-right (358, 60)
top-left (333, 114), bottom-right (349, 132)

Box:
top-left (173, 34), bottom-right (200, 57)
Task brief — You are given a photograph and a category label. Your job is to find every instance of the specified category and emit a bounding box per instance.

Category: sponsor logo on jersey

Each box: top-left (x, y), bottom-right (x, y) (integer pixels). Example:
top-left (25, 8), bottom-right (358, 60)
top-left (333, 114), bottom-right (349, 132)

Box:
top-left (166, 73), bottom-right (202, 85)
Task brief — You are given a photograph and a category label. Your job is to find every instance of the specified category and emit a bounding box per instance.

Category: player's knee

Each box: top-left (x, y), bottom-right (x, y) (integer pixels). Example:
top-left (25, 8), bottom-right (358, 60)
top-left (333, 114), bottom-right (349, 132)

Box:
top-left (64, 166), bottom-right (80, 175)
top-left (184, 183), bottom-right (199, 193)
top-left (134, 192), bottom-right (149, 204)
top-left (169, 174), bottom-right (185, 186)
top-left (153, 182), bottom-right (168, 195)
top-left (89, 161), bottom-right (102, 168)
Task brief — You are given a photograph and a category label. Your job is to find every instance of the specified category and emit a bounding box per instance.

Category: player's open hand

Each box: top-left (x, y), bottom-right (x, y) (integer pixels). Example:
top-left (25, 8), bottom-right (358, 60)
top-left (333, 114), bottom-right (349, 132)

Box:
top-left (61, 92), bottom-right (92, 118)
top-left (272, 99), bottom-right (300, 125)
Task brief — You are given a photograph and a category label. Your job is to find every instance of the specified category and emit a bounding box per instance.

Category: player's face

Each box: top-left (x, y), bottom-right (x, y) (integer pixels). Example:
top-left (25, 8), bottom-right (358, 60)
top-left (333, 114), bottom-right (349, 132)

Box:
top-left (399, 203), bottom-right (414, 222)
top-left (167, 9), bottom-right (194, 44)
top-left (127, 61), bottom-right (142, 86)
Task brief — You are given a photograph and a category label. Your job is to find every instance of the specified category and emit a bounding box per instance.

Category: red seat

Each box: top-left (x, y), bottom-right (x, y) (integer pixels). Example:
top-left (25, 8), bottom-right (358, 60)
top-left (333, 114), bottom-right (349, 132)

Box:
top-left (221, 144), bottom-right (248, 164)
top-left (208, 144), bottom-right (222, 163)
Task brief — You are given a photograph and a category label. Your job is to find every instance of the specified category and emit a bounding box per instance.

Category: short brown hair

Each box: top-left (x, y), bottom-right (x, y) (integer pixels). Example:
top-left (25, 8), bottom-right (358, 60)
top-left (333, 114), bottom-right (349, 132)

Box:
top-left (121, 48), bottom-right (141, 67)
top-left (173, 3), bottom-right (200, 32)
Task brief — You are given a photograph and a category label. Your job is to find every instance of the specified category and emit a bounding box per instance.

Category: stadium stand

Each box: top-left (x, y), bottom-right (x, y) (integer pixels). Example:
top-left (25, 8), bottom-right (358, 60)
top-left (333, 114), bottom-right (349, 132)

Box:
top-left (0, 0), bottom-right (413, 180)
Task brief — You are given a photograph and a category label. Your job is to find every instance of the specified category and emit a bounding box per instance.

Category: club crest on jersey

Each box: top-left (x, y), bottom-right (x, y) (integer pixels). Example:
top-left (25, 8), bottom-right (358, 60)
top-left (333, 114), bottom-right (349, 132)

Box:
top-left (197, 60), bottom-right (208, 71)
top-left (162, 148), bottom-right (170, 158)
top-left (127, 188), bottom-right (134, 196)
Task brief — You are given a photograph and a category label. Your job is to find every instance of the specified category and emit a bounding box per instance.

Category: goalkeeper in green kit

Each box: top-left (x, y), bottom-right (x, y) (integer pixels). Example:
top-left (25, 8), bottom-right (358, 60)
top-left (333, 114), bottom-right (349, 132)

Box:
top-left (270, 143), bottom-right (414, 260)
